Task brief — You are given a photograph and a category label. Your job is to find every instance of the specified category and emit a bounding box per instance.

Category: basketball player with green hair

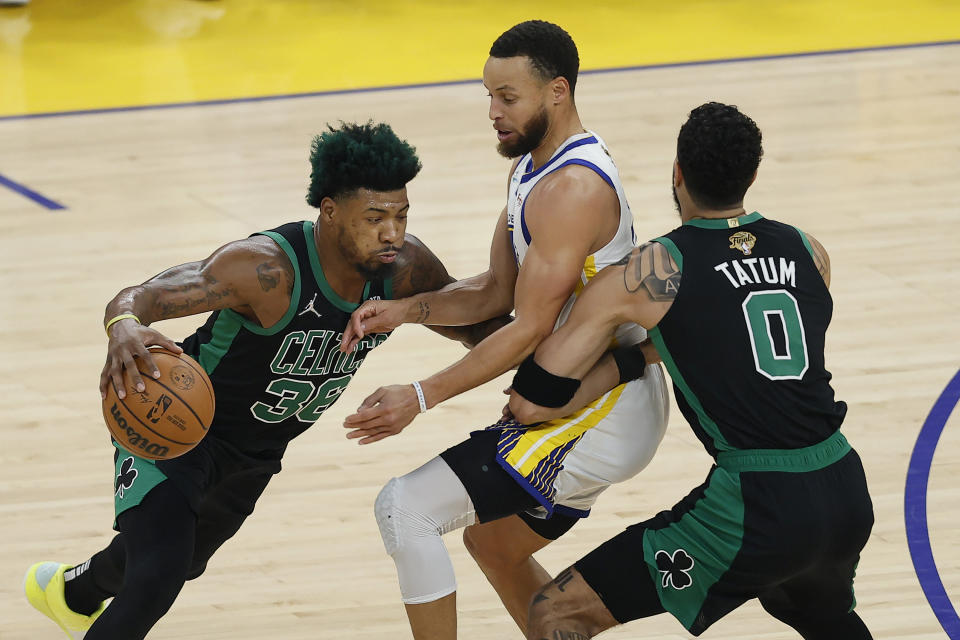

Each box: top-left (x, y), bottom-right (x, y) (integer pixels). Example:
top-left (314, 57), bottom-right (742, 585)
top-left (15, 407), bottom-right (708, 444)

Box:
top-left (23, 121), bottom-right (516, 639)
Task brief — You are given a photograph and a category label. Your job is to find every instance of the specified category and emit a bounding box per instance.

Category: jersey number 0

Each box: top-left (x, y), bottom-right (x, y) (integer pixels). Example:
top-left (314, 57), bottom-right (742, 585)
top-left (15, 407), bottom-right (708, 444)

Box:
top-left (741, 290), bottom-right (809, 381)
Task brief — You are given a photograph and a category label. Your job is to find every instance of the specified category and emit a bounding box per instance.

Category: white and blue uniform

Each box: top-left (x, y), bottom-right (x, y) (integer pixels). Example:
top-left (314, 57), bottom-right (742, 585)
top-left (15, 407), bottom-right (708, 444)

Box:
top-left (375, 132), bottom-right (672, 606)
top-left (496, 131), bottom-right (670, 517)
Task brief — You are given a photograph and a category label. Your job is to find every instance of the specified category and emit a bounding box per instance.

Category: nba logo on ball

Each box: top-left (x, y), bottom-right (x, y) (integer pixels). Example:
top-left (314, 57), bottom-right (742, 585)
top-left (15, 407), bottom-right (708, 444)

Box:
top-left (147, 395), bottom-right (173, 423)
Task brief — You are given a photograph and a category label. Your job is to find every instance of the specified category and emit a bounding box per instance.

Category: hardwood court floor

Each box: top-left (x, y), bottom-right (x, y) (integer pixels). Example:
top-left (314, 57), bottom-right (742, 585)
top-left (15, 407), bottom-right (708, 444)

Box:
top-left (1, 43), bottom-right (959, 639)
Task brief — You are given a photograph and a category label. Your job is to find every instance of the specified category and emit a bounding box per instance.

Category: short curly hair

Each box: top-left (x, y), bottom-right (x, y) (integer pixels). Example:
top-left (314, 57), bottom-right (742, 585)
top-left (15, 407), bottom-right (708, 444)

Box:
top-left (490, 20), bottom-right (579, 97)
top-left (306, 121), bottom-right (422, 207)
top-left (677, 102), bottom-right (763, 209)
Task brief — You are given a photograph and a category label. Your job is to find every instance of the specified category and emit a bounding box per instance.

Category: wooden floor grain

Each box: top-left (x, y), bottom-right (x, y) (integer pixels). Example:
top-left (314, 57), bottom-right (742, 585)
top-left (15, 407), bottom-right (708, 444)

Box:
top-left (1, 43), bottom-right (958, 639)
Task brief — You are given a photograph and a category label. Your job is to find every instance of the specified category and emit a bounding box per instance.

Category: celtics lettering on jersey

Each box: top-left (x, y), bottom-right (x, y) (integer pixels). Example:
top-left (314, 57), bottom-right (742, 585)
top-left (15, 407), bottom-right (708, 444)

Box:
top-left (180, 220), bottom-right (394, 453)
top-left (251, 330), bottom-right (388, 424)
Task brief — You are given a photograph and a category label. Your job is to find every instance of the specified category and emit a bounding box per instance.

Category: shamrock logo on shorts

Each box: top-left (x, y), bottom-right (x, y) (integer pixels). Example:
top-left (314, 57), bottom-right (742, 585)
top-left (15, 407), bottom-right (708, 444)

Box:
top-left (115, 456), bottom-right (139, 499)
top-left (655, 548), bottom-right (695, 590)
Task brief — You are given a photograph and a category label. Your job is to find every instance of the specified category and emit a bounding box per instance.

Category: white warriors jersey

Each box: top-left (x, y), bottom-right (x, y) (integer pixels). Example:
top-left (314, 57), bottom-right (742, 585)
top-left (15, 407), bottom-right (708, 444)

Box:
top-left (506, 130), bottom-right (645, 346)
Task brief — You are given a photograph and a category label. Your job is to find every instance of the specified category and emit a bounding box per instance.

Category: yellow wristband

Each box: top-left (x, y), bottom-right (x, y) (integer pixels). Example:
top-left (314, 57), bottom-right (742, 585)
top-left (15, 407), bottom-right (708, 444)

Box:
top-left (105, 313), bottom-right (141, 337)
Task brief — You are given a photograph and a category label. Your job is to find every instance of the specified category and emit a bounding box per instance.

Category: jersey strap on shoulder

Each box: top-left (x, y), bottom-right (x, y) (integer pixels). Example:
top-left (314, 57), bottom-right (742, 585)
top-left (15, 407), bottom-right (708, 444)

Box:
top-left (653, 236), bottom-right (684, 272)
top-left (519, 135), bottom-right (598, 184)
top-left (791, 226), bottom-right (816, 261)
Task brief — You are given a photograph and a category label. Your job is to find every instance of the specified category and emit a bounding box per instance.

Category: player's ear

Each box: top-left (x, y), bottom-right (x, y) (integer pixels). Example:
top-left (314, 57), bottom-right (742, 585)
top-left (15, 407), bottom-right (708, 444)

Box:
top-left (673, 160), bottom-right (683, 188)
top-left (318, 197), bottom-right (337, 225)
top-left (550, 76), bottom-right (569, 104)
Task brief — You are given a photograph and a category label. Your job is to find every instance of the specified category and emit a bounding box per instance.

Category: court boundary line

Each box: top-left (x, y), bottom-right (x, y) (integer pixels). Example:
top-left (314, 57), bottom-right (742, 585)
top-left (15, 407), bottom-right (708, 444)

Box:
top-left (904, 369), bottom-right (960, 640)
top-left (0, 172), bottom-right (66, 210)
top-left (1, 39), bottom-right (958, 122)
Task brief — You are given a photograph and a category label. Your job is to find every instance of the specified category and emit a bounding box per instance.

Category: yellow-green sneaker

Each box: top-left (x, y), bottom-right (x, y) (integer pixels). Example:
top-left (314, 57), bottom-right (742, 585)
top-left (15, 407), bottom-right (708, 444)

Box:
top-left (24, 562), bottom-right (105, 639)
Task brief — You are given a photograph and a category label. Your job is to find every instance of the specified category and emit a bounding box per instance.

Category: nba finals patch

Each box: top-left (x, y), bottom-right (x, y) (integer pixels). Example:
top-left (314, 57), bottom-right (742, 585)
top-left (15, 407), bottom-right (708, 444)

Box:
top-left (729, 231), bottom-right (756, 255)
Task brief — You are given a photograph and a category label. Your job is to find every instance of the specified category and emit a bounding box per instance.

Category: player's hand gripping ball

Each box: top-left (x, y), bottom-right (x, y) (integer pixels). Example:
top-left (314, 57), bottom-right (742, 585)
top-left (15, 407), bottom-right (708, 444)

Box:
top-left (102, 348), bottom-right (215, 460)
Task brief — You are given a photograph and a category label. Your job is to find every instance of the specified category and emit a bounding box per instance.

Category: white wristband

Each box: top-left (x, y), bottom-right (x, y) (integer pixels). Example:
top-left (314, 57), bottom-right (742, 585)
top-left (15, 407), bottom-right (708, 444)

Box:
top-left (411, 381), bottom-right (428, 414)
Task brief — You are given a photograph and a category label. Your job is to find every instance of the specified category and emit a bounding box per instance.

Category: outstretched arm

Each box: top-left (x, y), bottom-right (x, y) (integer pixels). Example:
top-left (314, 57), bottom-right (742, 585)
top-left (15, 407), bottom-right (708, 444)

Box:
top-left (388, 233), bottom-right (513, 348)
top-left (507, 339), bottom-right (661, 425)
top-left (342, 167), bottom-right (616, 444)
top-left (340, 207), bottom-right (519, 350)
top-left (508, 242), bottom-right (680, 416)
top-left (100, 235), bottom-right (294, 398)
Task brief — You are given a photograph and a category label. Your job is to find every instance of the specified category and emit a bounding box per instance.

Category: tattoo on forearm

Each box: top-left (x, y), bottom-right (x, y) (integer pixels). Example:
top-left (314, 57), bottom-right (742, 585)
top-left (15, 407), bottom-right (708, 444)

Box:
top-left (257, 262), bottom-right (279, 291)
top-left (622, 243), bottom-right (681, 301)
top-left (149, 267), bottom-right (231, 319)
top-left (155, 286), bottom-right (235, 318)
top-left (155, 273), bottom-right (218, 294)
top-left (415, 301), bottom-right (431, 323)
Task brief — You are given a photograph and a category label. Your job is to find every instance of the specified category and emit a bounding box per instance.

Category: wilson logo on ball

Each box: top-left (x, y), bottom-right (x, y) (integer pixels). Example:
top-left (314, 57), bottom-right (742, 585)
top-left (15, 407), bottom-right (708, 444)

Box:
top-left (108, 403), bottom-right (171, 459)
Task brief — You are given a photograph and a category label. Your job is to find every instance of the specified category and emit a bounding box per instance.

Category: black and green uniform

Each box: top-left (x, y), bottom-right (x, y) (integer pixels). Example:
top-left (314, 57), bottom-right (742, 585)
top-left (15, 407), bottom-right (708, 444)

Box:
top-left (112, 220), bottom-right (392, 552)
top-left (575, 213), bottom-right (874, 636)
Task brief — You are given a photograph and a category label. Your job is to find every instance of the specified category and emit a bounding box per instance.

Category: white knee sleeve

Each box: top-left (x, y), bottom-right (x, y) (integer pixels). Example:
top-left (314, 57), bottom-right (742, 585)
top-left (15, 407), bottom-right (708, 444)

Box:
top-left (374, 456), bottom-right (477, 604)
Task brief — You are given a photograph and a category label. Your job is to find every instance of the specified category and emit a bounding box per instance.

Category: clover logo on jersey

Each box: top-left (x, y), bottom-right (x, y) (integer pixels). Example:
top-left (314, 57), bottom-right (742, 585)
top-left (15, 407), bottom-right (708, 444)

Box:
top-left (115, 456), bottom-right (139, 499)
top-left (655, 548), bottom-right (695, 590)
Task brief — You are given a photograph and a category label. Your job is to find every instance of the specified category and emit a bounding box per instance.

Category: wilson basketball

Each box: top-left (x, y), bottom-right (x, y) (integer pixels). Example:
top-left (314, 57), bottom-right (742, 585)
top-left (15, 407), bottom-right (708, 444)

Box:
top-left (102, 348), bottom-right (215, 460)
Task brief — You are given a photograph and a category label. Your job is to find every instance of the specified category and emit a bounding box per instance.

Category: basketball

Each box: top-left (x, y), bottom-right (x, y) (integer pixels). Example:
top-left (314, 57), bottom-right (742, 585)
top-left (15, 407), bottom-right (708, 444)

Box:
top-left (102, 348), bottom-right (215, 460)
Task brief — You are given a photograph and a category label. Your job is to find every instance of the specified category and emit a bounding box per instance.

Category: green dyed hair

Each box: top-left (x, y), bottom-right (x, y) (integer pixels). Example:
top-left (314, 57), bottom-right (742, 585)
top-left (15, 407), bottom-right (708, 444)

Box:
top-left (306, 121), bottom-right (422, 207)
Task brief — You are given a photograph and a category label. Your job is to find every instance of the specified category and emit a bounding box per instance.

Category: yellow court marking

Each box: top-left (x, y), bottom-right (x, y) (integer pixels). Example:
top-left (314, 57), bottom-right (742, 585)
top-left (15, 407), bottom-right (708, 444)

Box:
top-left (1, 0), bottom-right (959, 117)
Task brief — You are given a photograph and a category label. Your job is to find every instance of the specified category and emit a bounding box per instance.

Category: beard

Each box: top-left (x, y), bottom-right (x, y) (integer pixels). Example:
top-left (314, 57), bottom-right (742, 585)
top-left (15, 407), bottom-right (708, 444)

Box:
top-left (337, 226), bottom-right (399, 280)
top-left (354, 258), bottom-right (396, 280)
top-left (497, 107), bottom-right (550, 159)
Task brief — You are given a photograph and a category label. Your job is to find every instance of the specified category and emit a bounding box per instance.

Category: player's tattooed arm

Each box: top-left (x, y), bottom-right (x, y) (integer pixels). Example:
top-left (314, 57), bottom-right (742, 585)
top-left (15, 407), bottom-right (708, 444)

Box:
top-left (105, 236), bottom-right (294, 327)
top-left (804, 232), bottom-right (831, 289)
top-left (509, 241), bottom-right (679, 390)
top-left (101, 235), bottom-right (292, 399)
top-left (256, 262), bottom-right (279, 291)
top-left (391, 234), bottom-right (513, 349)
top-left (617, 242), bottom-right (682, 302)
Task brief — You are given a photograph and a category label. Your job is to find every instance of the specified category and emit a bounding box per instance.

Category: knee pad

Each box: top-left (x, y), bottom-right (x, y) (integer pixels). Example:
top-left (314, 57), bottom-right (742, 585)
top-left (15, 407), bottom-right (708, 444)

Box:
top-left (372, 460), bottom-right (477, 604)
top-left (374, 477), bottom-right (406, 556)
top-left (374, 476), bottom-right (445, 557)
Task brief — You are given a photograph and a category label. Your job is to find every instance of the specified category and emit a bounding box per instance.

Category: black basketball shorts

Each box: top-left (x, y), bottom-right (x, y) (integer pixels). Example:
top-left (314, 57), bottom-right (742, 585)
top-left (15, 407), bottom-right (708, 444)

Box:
top-left (575, 433), bottom-right (874, 636)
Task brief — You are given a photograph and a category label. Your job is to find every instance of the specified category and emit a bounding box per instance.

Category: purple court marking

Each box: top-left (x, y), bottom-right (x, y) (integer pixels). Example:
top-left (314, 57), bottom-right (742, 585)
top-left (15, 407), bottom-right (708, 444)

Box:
top-left (0, 39), bottom-right (957, 122)
top-left (0, 172), bottom-right (65, 210)
top-left (905, 369), bottom-right (960, 639)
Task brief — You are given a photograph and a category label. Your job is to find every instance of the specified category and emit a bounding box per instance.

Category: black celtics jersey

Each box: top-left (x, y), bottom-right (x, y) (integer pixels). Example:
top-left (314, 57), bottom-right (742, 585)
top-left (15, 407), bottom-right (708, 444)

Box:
top-left (180, 221), bottom-right (392, 455)
top-left (649, 212), bottom-right (846, 456)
